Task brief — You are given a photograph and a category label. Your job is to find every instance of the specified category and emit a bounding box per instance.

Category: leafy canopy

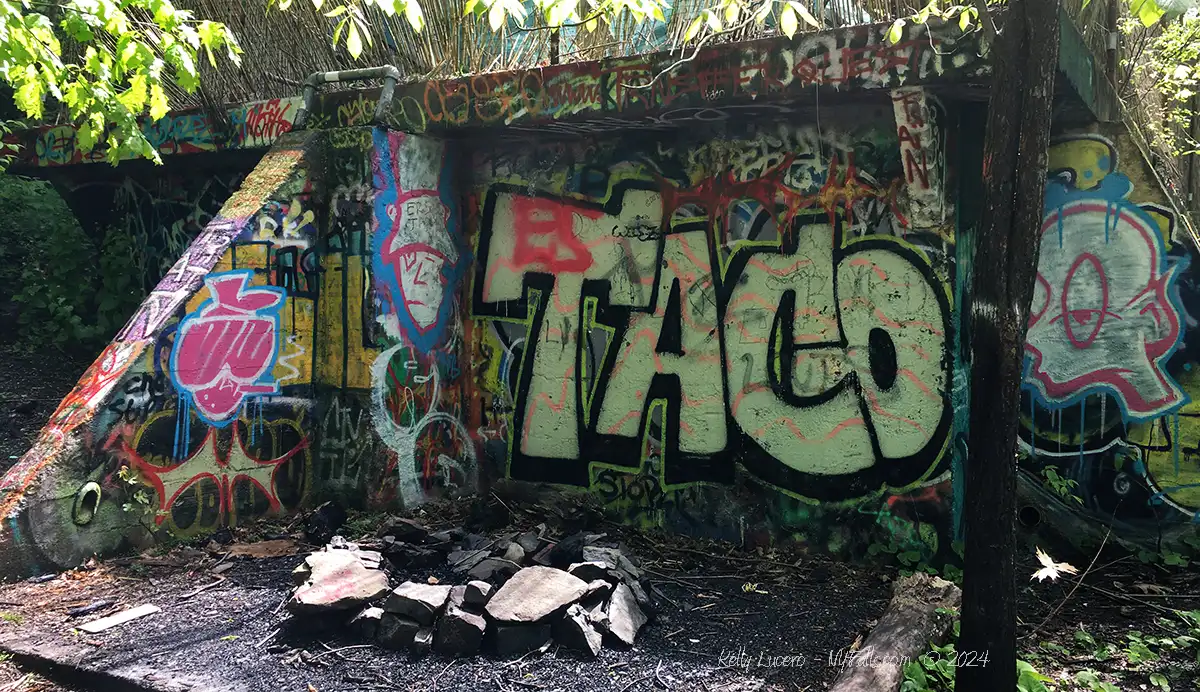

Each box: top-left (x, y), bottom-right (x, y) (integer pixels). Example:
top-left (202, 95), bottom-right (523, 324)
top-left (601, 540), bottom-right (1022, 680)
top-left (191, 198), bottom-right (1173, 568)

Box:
top-left (0, 0), bottom-right (241, 164)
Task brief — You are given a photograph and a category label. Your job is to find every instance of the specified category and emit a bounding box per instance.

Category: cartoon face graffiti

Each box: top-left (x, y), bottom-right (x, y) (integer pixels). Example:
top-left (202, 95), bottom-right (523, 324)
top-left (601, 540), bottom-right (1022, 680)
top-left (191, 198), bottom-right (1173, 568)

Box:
top-left (380, 194), bottom-right (457, 335)
top-left (1025, 173), bottom-right (1188, 420)
top-left (170, 271), bottom-right (285, 425)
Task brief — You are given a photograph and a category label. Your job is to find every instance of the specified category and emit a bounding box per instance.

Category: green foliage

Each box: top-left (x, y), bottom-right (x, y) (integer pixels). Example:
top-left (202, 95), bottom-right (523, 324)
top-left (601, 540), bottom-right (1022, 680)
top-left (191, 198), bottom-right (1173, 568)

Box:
top-left (0, 612), bottom-right (22, 624)
top-left (0, 0), bottom-right (240, 165)
top-left (0, 174), bottom-right (142, 353)
top-left (1042, 467), bottom-right (1084, 505)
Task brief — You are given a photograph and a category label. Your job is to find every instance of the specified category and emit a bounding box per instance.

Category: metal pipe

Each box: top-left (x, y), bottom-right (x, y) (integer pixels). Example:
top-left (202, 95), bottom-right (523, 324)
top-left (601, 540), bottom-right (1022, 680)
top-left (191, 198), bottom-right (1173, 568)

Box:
top-left (293, 65), bottom-right (402, 130)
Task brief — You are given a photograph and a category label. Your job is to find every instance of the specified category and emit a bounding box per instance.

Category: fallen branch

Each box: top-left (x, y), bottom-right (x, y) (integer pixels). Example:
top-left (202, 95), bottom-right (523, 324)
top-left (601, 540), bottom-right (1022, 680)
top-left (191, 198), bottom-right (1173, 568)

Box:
top-left (828, 572), bottom-right (961, 692)
top-left (178, 576), bottom-right (227, 601)
top-left (306, 643), bottom-right (373, 663)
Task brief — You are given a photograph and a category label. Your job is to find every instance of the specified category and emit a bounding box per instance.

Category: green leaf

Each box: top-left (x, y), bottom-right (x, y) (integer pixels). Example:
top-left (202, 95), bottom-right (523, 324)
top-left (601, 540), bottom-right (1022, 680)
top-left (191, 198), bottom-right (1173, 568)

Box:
top-left (780, 5), bottom-right (797, 38)
top-left (325, 5), bottom-right (348, 16)
top-left (404, 0), bottom-right (424, 32)
top-left (683, 14), bottom-right (704, 41)
top-left (1150, 672), bottom-right (1170, 690)
top-left (149, 83), bottom-right (169, 119)
top-left (902, 660), bottom-right (927, 687)
top-left (76, 122), bottom-right (96, 153)
top-left (959, 9), bottom-right (971, 32)
top-left (346, 21), bottom-right (363, 58)
top-left (1132, 0), bottom-right (1167, 26)
top-left (887, 18), bottom-right (905, 45)
top-left (790, 1), bottom-right (818, 28)
top-left (15, 79), bottom-right (44, 119)
top-left (489, 1), bottom-right (505, 31)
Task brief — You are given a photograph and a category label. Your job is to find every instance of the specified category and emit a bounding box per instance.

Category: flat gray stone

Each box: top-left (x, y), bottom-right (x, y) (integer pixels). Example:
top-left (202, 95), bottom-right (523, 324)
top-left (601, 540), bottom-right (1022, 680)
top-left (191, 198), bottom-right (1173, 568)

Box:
top-left (287, 551), bottom-right (390, 615)
top-left (502, 542), bottom-right (526, 565)
top-left (447, 585), bottom-right (467, 611)
top-left (383, 582), bottom-right (453, 625)
top-left (433, 607), bottom-right (487, 657)
top-left (582, 546), bottom-right (643, 579)
top-left (486, 566), bottom-right (588, 623)
top-left (448, 548), bottom-right (490, 573)
top-left (493, 623), bottom-right (552, 657)
top-left (467, 557), bottom-right (522, 582)
top-left (378, 614), bottom-right (420, 649)
top-left (605, 583), bottom-right (647, 646)
top-left (464, 580), bottom-right (493, 608)
top-left (515, 531), bottom-right (541, 554)
top-left (351, 606), bottom-right (383, 641)
top-left (554, 604), bottom-right (602, 657)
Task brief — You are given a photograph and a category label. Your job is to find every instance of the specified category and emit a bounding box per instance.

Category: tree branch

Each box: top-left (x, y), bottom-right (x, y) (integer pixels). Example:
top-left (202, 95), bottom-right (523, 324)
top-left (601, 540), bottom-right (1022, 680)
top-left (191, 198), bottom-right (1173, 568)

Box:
top-left (974, 0), bottom-right (998, 43)
top-left (620, 14), bottom-right (758, 91)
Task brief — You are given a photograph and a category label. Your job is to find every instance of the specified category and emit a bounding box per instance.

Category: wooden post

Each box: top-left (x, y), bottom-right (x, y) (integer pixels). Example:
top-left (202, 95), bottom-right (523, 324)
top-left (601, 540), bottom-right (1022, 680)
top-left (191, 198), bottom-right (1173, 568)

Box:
top-left (957, 1), bottom-right (1060, 690)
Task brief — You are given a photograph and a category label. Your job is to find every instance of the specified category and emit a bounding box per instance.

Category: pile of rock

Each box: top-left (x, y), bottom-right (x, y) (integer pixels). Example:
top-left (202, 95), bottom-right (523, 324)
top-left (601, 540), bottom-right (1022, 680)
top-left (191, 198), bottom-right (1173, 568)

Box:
top-left (285, 521), bottom-right (650, 659)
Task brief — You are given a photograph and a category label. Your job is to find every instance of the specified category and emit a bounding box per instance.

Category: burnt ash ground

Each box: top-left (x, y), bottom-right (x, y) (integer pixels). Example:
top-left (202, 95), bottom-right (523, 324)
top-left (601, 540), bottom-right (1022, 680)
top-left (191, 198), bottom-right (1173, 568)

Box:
top-left (1013, 547), bottom-right (1200, 690)
top-left (0, 344), bottom-right (93, 477)
top-left (0, 520), bottom-right (891, 692)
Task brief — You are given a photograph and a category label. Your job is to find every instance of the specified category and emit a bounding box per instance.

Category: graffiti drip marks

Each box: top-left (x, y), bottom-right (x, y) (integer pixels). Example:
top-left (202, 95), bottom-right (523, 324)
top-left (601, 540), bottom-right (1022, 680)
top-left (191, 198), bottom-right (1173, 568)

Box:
top-left (371, 128), bottom-right (467, 351)
top-left (368, 127), bottom-right (476, 508)
top-left (1027, 164), bottom-right (1188, 421)
top-left (170, 270), bottom-right (286, 426)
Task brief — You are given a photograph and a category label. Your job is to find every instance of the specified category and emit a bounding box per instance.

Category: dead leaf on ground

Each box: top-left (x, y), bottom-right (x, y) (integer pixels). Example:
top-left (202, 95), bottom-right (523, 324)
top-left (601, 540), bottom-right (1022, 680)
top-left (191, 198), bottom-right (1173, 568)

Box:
top-left (225, 539), bottom-right (299, 559)
top-left (1031, 547), bottom-right (1079, 582)
top-left (1131, 582), bottom-right (1172, 595)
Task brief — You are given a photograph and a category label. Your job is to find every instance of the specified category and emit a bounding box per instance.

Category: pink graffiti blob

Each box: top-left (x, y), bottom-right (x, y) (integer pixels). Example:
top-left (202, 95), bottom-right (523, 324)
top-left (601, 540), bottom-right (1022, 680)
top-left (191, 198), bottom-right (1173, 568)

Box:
top-left (170, 271), bottom-right (285, 425)
top-left (1025, 174), bottom-right (1186, 420)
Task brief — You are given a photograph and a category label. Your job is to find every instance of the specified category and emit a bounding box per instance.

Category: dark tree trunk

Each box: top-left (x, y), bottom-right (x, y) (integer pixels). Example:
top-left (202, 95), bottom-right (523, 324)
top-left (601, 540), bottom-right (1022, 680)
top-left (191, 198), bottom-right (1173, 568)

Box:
top-left (957, 1), bottom-right (1060, 691)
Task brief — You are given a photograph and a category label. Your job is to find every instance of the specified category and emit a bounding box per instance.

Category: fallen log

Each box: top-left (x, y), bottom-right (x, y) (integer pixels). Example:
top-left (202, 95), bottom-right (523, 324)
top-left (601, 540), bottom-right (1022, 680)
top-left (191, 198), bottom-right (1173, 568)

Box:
top-left (828, 572), bottom-right (962, 692)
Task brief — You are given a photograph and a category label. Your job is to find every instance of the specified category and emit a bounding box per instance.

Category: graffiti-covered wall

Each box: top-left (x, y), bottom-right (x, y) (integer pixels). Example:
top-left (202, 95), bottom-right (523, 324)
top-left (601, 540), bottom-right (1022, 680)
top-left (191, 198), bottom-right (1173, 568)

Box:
top-left (466, 97), bottom-right (961, 555)
top-left (1019, 133), bottom-right (1200, 539)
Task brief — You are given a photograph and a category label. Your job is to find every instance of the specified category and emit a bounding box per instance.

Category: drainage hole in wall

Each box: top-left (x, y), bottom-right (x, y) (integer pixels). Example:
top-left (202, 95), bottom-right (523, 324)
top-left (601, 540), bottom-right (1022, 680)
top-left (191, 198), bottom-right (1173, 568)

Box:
top-left (1018, 505), bottom-right (1041, 528)
top-left (72, 482), bottom-right (102, 526)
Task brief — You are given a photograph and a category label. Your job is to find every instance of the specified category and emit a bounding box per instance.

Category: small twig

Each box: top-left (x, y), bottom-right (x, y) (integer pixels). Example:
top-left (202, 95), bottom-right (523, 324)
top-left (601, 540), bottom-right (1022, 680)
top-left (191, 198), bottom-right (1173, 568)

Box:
top-left (656, 545), bottom-right (808, 573)
top-left (712, 610), bottom-right (763, 618)
top-left (621, 15), bottom-right (758, 92)
top-left (1074, 581), bottom-right (1179, 617)
top-left (178, 576), bottom-right (226, 600)
top-left (307, 643), bottom-right (374, 662)
top-left (0, 674), bottom-right (31, 692)
top-left (433, 659), bottom-right (456, 690)
top-left (256, 627), bottom-right (280, 649)
top-left (654, 660), bottom-right (668, 690)
top-left (644, 567), bottom-right (756, 605)
top-left (973, 0), bottom-right (997, 42)
top-left (619, 673), bottom-right (655, 692)
top-left (678, 649), bottom-right (716, 658)
top-left (1025, 526), bottom-right (1111, 638)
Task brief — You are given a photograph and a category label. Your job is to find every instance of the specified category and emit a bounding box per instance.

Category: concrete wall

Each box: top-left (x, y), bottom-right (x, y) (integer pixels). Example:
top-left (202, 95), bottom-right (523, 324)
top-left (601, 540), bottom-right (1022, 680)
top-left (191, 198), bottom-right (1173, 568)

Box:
top-left (465, 99), bottom-right (959, 555)
top-left (1017, 130), bottom-right (1200, 544)
top-left (4, 94), bottom-right (1199, 579)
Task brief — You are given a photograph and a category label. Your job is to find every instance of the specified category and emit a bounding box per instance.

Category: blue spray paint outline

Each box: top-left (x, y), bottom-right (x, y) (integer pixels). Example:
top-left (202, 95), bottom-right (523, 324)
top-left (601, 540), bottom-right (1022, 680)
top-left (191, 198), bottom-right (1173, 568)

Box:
top-left (1021, 172), bottom-right (1192, 423)
top-left (370, 126), bottom-right (470, 353)
top-left (168, 269), bottom-right (286, 429)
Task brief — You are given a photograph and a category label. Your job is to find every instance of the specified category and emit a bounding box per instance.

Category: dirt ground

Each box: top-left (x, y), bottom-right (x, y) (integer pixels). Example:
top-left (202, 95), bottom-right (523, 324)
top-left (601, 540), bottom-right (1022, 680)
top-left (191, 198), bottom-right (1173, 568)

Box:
top-left (0, 345), bottom-right (91, 477)
top-left (0, 510), bottom-right (892, 692)
top-left (1012, 546), bottom-right (1200, 691)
